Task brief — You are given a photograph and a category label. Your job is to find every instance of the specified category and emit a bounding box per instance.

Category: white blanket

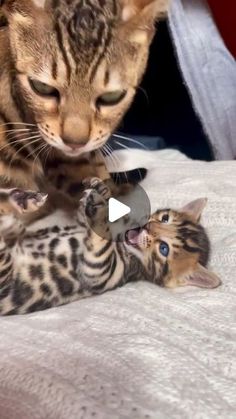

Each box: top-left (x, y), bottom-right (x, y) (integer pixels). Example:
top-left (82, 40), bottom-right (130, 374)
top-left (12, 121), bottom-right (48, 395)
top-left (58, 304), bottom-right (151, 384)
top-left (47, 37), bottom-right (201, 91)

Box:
top-left (0, 150), bottom-right (236, 419)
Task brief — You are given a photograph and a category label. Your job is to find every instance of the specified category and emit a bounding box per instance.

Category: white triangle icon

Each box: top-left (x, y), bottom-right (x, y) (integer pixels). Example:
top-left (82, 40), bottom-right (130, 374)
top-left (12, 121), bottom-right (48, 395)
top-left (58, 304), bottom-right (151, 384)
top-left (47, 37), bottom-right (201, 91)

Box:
top-left (108, 198), bottom-right (131, 223)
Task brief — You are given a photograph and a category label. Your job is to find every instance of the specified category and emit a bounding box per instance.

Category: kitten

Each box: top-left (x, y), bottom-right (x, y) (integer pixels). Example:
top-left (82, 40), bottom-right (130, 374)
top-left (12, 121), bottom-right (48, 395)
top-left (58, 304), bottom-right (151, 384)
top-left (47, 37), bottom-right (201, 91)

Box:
top-left (0, 178), bottom-right (221, 315)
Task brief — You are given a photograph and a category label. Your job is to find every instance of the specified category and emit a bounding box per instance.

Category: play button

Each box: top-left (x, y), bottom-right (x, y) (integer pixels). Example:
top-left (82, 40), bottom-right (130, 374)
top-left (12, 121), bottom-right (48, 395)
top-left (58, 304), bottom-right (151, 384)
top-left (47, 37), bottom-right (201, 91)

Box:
top-left (85, 179), bottom-right (151, 242)
top-left (108, 198), bottom-right (130, 222)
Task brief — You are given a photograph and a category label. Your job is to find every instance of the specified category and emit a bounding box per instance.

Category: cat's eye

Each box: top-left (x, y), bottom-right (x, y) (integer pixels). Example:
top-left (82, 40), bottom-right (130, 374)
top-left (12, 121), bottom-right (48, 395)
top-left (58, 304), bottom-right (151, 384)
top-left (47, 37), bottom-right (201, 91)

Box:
top-left (161, 214), bottom-right (169, 223)
top-left (96, 90), bottom-right (127, 107)
top-left (28, 78), bottom-right (59, 98)
top-left (159, 242), bottom-right (169, 257)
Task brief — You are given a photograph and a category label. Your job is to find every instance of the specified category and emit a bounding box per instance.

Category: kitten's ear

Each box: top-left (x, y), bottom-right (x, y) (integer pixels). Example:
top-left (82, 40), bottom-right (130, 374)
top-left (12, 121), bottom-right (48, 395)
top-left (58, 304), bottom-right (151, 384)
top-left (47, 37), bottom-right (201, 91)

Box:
top-left (180, 198), bottom-right (208, 222)
top-left (181, 264), bottom-right (221, 289)
top-left (120, 0), bottom-right (169, 22)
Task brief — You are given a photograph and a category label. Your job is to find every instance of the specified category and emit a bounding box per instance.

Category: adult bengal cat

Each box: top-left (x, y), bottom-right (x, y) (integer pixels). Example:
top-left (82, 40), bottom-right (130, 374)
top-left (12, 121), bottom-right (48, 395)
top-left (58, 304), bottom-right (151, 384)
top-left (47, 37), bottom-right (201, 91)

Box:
top-left (0, 0), bottom-right (169, 207)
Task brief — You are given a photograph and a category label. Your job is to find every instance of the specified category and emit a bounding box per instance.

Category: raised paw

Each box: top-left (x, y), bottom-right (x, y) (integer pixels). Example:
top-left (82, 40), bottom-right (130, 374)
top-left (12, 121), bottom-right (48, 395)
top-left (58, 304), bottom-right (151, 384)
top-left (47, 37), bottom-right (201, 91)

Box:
top-left (9, 189), bottom-right (48, 214)
top-left (82, 177), bottom-right (111, 201)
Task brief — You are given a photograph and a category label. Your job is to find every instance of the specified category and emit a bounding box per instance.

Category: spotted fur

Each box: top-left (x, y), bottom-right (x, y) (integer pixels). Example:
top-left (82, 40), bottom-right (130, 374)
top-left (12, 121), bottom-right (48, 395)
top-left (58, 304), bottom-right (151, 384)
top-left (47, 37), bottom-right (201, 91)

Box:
top-left (0, 179), bottom-right (221, 315)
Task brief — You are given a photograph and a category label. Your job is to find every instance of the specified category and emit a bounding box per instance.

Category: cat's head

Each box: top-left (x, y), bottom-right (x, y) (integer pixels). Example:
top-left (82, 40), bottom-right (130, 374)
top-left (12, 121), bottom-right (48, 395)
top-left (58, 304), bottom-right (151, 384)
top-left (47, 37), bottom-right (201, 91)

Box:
top-left (2, 0), bottom-right (168, 157)
top-left (125, 198), bottom-right (221, 289)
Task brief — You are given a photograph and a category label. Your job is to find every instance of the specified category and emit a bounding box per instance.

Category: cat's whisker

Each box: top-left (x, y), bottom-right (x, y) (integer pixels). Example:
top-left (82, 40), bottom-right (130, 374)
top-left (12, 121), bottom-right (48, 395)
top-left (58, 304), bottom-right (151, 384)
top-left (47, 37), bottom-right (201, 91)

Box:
top-left (113, 141), bottom-right (139, 182)
top-left (6, 130), bottom-right (39, 141)
top-left (101, 144), bottom-right (126, 185)
top-left (137, 168), bottom-right (143, 182)
top-left (7, 136), bottom-right (42, 172)
top-left (32, 143), bottom-right (48, 176)
top-left (102, 144), bottom-right (118, 170)
top-left (109, 145), bottom-right (122, 167)
top-left (24, 138), bottom-right (44, 160)
top-left (103, 144), bottom-right (113, 160)
top-left (104, 143), bottom-right (121, 169)
top-left (112, 133), bottom-right (148, 150)
top-left (41, 145), bottom-right (52, 169)
top-left (0, 128), bottom-right (31, 135)
top-left (113, 140), bottom-right (130, 151)
top-left (0, 134), bottom-right (40, 154)
top-left (101, 145), bottom-right (109, 160)
top-left (0, 122), bottom-right (37, 127)
top-left (28, 142), bottom-right (46, 166)
top-left (137, 86), bottom-right (149, 105)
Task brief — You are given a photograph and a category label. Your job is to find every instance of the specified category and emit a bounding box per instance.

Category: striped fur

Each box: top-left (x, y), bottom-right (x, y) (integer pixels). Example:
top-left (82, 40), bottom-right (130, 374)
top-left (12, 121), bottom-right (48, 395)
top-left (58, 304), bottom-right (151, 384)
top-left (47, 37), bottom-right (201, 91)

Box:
top-left (0, 0), bottom-right (168, 197)
top-left (0, 179), bottom-right (220, 315)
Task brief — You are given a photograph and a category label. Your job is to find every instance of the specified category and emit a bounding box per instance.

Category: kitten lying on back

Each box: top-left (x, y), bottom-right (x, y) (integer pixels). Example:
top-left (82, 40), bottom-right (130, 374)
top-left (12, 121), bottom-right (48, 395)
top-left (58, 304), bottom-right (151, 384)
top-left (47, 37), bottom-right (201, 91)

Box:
top-left (0, 179), bottom-right (221, 315)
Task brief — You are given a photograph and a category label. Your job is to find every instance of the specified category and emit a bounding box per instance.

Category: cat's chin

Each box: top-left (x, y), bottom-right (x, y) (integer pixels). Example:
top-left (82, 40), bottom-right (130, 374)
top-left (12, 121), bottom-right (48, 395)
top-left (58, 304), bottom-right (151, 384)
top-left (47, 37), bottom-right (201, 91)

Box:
top-left (62, 148), bottom-right (87, 158)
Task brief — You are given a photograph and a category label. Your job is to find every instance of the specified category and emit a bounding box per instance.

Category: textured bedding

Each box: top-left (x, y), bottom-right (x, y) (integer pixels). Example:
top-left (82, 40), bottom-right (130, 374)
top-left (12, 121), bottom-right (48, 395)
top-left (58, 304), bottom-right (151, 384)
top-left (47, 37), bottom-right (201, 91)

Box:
top-left (0, 149), bottom-right (236, 419)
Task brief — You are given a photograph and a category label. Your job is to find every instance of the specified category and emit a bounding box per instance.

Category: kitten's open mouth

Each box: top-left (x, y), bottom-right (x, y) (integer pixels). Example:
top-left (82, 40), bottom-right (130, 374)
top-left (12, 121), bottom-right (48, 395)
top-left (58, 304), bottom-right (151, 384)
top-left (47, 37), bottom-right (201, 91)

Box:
top-left (125, 227), bottom-right (142, 247)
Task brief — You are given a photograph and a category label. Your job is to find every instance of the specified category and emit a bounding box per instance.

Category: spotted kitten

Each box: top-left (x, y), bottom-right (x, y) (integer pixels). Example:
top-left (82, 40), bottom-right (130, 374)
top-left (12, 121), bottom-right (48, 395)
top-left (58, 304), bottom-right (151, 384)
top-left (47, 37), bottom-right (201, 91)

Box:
top-left (0, 179), bottom-right (221, 315)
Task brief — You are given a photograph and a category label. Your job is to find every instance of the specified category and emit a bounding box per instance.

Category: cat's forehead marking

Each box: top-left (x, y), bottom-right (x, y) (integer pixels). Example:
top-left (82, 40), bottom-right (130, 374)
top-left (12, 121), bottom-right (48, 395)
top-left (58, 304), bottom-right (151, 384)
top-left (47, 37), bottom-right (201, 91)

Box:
top-left (106, 71), bottom-right (123, 90)
top-left (94, 63), bottom-right (122, 90)
top-left (53, 0), bottom-right (118, 65)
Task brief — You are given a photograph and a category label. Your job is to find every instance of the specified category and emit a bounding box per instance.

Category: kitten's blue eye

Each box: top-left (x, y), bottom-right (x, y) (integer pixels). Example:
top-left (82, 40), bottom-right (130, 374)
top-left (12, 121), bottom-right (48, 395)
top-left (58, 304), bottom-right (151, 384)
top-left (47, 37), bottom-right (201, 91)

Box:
top-left (159, 241), bottom-right (169, 257)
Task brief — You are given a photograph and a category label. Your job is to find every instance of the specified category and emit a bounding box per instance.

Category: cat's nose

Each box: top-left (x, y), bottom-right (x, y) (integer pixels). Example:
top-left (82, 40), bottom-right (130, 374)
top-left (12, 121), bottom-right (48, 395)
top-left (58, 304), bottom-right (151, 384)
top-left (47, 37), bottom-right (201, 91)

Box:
top-left (62, 137), bottom-right (87, 150)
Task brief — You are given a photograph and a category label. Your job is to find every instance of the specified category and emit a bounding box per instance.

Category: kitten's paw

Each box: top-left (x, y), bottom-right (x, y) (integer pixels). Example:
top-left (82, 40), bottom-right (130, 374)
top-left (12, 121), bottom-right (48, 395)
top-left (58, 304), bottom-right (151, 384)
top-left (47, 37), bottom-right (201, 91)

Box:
top-left (9, 189), bottom-right (48, 214)
top-left (82, 177), bottom-right (111, 201)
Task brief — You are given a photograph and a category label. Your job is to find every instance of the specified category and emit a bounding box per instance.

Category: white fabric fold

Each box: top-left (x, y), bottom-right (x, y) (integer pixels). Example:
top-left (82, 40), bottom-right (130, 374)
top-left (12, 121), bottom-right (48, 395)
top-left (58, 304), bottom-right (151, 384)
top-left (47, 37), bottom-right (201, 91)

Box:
top-left (168, 0), bottom-right (236, 159)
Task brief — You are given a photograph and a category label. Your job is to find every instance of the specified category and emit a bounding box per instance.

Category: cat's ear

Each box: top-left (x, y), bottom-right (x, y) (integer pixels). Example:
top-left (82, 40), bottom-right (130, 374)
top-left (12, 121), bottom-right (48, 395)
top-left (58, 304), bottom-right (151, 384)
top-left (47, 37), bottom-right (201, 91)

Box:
top-left (180, 264), bottom-right (221, 289)
top-left (118, 0), bottom-right (169, 46)
top-left (1, 0), bottom-right (46, 8)
top-left (120, 0), bottom-right (169, 23)
top-left (31, 0), bottom-right (47, 7)
top-left (1, 0), bottom-right (47, 25)
top-left (180, 198), bottom-right (208, 222)
top-left (1, 0), bottom-right (47, 15)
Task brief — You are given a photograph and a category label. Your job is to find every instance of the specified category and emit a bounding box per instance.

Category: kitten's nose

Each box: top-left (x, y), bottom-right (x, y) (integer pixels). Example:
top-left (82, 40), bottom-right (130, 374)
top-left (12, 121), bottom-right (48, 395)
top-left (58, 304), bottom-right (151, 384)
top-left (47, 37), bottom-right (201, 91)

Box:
top-left (62, 137), bottom-right (87, 150)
